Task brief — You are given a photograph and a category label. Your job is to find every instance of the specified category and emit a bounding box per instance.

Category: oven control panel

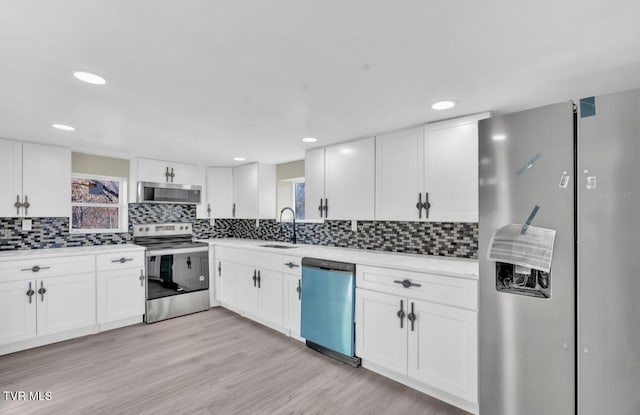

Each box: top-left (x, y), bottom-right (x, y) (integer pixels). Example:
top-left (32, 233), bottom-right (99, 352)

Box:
top-left (133, 222), bottom-right (192, 237)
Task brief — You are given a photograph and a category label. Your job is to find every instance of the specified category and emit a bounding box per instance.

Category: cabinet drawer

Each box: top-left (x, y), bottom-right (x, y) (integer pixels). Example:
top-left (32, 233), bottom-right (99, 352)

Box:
top-left (0, 255), bottom-right (95, 283)
top-left (215, 246), bottom-right (281, 271)
top-left (282, 255), bottom-right (302, 277)
top-left (356, 265), bottom-right (477, 310)
top-left (96, 252), bottom-right (145, 272)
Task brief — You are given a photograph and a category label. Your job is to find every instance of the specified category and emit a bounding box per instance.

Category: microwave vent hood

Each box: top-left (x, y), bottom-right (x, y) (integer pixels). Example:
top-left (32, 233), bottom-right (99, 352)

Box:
top-left (137, 181), bottom-right (201, 204)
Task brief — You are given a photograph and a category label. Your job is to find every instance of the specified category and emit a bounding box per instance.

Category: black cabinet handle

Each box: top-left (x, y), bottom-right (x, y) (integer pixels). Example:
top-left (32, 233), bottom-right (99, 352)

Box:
top-left (165, 166), bottom-right (170, 182)
top-left (296, 279), bottom-right (301, 300)
top-left (23, 195), bottom-right (30, 216)
top-left (38, 281), bottom-right (46, 302)
top-left (424, 192), bottom-right (431, 219)
top-left (21, 265), bottom-right (51, 272)
top-left (15, 194), bottom-right (22, 215)
top-left (218, 261), bottom-right (222, 276)
top-left (393, 279), bottom-right (422, 288)
top-left (284, 262), bottom-right (300, 269)
top-left (416, 193), bottom-right (423, 219)
top-left (232, 203), bottom-right (236, 218)
top-left (324, 198), bottom-right (328, 217)
top-left (252, 270), bottom-right (257, 287)
top-left (319, 199), bottom-right (324, 218)
top-left (397, 299), bottom-right (405, 328)
top-left (407, 302), bottom-right (416, 331)
top-left (26, 282), bottom-right (35, 304)
top-left (111, 257), bottom-right (133, 263)
top-left (207, 203), bottom-right (212, 217)
top-left (170, 167), bottom-right (175, 183)
top-left (139, 269), bottom-right (145, 287)
top-left (257, 270), bottom-right (261, 289)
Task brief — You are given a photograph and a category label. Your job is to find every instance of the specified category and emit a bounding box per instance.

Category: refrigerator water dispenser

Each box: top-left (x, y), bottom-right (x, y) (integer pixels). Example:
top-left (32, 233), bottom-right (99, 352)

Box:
top-left (495, 262), bottom-right (550, 298)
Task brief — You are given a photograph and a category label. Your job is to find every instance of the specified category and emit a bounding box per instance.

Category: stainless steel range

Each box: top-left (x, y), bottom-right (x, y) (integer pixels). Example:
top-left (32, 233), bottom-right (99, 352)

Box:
top-left (133, 223), bottom-right (209, 323)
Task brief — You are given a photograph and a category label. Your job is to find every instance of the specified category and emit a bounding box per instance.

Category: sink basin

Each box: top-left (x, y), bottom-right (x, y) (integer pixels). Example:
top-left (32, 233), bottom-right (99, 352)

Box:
top-left (260, 244), bottom-right (298, 249)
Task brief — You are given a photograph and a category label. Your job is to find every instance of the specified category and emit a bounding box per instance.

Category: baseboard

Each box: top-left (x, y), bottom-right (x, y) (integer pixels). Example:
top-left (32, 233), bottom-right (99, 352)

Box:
top-left (98, 316), bottom-right (143, 332)
top-left (362, 360), bottom-right (478, 415)
top-left (0, 326), bottom-right (98, 356)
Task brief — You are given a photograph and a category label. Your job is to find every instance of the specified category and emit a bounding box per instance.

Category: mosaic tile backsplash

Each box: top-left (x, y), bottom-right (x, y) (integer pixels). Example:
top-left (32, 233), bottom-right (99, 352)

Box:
top-left (1, 204), bottom-right (478, 258)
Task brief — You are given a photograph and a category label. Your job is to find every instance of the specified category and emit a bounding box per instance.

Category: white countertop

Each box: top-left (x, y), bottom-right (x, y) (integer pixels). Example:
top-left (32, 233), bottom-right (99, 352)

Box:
top-left (199, 238), bottom-right (478, 279)
top-left (0, 244), bottom-right (145, 262)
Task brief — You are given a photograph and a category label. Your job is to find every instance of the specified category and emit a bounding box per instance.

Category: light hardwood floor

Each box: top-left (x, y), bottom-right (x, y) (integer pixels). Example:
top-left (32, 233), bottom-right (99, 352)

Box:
top-left (0, 308), bottom-right (471, 415)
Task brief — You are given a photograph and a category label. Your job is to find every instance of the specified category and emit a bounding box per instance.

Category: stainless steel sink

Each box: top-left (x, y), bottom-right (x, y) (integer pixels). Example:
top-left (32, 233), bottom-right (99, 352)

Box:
top-left (260, 244), bottom-right (298, 249)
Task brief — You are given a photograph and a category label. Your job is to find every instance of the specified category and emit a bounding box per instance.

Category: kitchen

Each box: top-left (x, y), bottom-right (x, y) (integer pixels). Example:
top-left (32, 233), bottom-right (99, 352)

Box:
top-left (1, 2), bottom-right (640, 415)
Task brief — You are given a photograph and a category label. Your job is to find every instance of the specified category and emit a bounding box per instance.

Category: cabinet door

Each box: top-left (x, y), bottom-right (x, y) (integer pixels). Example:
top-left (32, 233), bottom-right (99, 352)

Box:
top-left (424, 114), bottom-right (489, 222)
top-left (0, 279), bottom-right (37, 345)
top-left (257, 269), bottom-right (283, 327)
top-left (36, 273), bottom-right (96, 336)
top-left (232, 163), bottom-right (258, 219)
top-left (97, 268), bottom-right (145, 324)
top-left (169, 161), bottom-right (196, 185)
top-left (375, 127), bottom-right (424, 220)
top-left (0, 139), bottom-right (23, 218)
top-left (219, 261), bottom-right (243, 309)
top-left (137, 158), bottom-right (169, 183)
top-left (206, 167), bottom-right (234, 218)
top-left (324, 137), bottom-right (375, 220)
top-left (408, 299), bottom-right (478, 403)
top-left (283, 274), bottom-right (301, 337)
top-left (22, 143), bottom-right (71, 218)
top-left (237, 264), bottom-right (259, 316)
top-left (304, 147), bottom-right (325, 220)
top-left (355, 289), bottom-right (408, 375)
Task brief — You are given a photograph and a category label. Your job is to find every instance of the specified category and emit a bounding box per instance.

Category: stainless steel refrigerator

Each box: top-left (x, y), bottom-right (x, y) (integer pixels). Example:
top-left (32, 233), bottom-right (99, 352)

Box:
top-left (478, 89), bottom-right (640, 415)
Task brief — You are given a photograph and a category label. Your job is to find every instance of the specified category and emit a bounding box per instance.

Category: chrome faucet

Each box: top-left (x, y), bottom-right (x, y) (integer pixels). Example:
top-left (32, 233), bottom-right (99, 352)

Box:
top-left (279, 207), bottom-right (297, 244)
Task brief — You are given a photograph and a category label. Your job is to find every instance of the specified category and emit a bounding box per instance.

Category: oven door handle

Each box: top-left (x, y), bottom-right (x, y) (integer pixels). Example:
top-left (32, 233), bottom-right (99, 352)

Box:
top-left (145, 247), bottom-right (209, 257)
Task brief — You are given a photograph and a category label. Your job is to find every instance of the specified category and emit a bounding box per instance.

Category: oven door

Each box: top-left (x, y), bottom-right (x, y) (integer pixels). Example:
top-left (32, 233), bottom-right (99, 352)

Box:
top-left (146, 249), bottom-right (209, 300)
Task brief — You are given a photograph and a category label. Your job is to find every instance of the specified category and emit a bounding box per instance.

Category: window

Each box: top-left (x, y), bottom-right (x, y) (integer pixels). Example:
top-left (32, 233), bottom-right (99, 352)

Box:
top-left (292, 180), bottom-right (305, 220)
top-left (71, 174), bottom-right (127, 233)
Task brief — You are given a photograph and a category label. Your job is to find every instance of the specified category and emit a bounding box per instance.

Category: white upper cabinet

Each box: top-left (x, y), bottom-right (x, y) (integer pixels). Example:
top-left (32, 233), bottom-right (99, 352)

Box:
top-left (0, 139), bottom-right (70, 218)
top-left (135, 157), bottom-right (197, 185)
top-left (375, 113), bottom-right (490, 222)
top-left (304, 147), bottom-right (326, 220)
top-left (424, 114), bottom-right (488, 222)
top-left (375, 127), bottom-right (425, 221)
top-left (324, 137), bottom-right (375, 220)
top-left (203, 167), bottom-right (234, 219)
top-left (232, 163), bottom-right (276, 219)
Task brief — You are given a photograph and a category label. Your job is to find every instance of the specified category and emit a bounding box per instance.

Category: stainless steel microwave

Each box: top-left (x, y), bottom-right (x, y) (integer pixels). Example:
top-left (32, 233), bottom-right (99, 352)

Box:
top-left (137, 181), bottom-right (202, 204)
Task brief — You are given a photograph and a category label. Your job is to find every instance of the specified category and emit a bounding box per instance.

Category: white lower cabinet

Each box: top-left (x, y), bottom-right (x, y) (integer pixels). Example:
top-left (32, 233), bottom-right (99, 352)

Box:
top-left (356, 284), bottom-right (478, 411)
top-left (219, 260), bottom-right (242, 309)
top-left (36, 273), bottom-right (96, 336)
top-left (408, 300), bottom-right (478, 403)
top-left (0, 279), bottom-right (37, 345)
top-left (258, 269), bottom-right (283, 327)
top-left (97, 268), bottom-right (145, 324)
top-left (283, 274), bottom-right (302, 338)
top-left (356, 290), bottom-right (408, 374)
top-left (237, 264), bottom-right (260, 316)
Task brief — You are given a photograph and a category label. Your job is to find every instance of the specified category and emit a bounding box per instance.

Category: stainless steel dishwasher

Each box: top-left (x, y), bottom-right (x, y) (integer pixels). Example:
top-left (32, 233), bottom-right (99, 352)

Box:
top-left (300, 257), bottom-right (361, 367)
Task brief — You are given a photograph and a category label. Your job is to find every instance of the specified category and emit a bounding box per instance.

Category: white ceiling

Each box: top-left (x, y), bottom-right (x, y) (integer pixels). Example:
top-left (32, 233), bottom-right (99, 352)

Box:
top-left (1, 1), bottom-right (640, 166)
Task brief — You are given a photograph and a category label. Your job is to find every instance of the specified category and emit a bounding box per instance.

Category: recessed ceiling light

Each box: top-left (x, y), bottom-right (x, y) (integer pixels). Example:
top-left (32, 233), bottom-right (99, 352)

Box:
top-left (73, 71), bottom-right (107, 85)
top-left (301, 137), bottom-right (318, 143)
top-left (52, 123), bottom-right (75, 131)
top-left (492, 134), bottom-right (507, 141)
top-left (431, 100), bottom-right (457, 110)
top-left (233, 157), bottom-right (246, 161)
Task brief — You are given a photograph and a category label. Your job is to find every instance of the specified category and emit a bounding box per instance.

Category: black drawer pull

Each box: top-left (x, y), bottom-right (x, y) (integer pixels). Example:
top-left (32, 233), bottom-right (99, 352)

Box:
top-left (112, 257), bottom-right (133, 263)
top-left (393, 279), bottom-right (422, 288)
top-left (284, 262), bottom-right (300, 269)
top-left (21, 265), bottom-right (51, 272)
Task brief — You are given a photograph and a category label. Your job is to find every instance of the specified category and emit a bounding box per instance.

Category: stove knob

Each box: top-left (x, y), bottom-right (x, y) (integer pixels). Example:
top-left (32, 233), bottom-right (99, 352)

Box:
top-left (186, 225), bottom-right (190, 230)
top-left (145, 227), bottom-right (150, 231)
top-left (179, 226), bottom-right (184, 230)
top-left (138, 227), bottom-right (143, 232)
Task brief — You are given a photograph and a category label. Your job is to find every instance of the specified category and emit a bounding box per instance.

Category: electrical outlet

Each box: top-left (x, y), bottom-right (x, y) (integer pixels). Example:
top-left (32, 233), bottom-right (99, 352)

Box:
top-left (351, 220), bottom-right (357, 232)
top-left (22, 219), bottom-right (32, 231)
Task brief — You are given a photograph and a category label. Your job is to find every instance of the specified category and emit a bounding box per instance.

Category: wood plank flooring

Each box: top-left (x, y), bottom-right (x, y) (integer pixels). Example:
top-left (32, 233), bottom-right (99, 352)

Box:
top-left (0, 308), bottom-right (471, 415)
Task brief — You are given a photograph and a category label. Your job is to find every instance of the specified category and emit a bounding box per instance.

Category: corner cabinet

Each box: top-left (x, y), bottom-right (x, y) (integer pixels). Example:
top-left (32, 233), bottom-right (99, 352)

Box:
top-left (198, 167), bottom-right (234, 219)
top-left (0, 139), bottom-right (71, 218)
top-left (304, 137), bottom-right (375, 220)
top-left (375, 113), bottom-right (490, 222)
top-left (355, 265), bottom-right (478, 413)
